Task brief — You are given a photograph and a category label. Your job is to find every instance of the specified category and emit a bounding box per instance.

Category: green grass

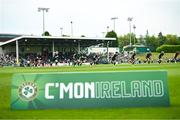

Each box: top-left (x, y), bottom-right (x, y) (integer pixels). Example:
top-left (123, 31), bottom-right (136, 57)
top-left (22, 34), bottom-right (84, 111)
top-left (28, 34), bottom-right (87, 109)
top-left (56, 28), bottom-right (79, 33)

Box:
top-left (0, 63), bottom-right (180, 119)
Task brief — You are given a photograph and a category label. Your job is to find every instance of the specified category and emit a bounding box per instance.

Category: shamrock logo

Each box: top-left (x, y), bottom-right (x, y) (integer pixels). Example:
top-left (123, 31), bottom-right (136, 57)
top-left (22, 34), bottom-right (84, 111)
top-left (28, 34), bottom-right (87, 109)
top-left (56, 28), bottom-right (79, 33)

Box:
top-left (24, 86), bottom-right (33, 96)
top-left (18, 82), bottom-right (38, 101)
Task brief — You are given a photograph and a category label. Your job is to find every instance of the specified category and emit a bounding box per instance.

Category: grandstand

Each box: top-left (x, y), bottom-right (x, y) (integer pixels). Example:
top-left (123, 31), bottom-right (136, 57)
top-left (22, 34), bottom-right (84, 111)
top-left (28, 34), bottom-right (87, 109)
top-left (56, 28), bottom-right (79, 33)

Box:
top-left (0, 34), bottom-right (115, 66)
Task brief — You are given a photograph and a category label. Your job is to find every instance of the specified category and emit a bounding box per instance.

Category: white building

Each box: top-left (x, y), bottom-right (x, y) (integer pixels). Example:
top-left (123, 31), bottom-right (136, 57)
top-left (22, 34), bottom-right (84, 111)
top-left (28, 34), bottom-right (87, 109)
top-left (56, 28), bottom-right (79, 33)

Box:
top-left (87, 47), bottom-right (119, 55)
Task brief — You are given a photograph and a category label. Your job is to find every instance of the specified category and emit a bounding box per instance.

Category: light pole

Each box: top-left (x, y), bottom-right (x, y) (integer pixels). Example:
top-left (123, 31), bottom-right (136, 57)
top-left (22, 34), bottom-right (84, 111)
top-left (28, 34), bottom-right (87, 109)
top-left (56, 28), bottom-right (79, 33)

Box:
top-left (127, 17), bottom-right (133, 46)
top-left (111, 17), bottom-right (118, 31)
top-left (38, 7), bottom-right (49, 35)
top-left (133, 25), bottom-right (136, 45)
top-left (70, 21), bottom-right (73, 37)
top-left (107, 26), bottom-right (109, 33)
top-left (60, 27), bottom-right (63, 36)
top-left (102, 32), bottom-right (106, 37)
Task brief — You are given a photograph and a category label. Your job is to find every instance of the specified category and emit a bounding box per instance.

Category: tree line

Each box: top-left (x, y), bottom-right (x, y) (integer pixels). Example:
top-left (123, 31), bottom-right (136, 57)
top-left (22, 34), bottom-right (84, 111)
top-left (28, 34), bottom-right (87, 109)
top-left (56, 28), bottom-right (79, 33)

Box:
top-left (106, 31), bottom-right (180, 52)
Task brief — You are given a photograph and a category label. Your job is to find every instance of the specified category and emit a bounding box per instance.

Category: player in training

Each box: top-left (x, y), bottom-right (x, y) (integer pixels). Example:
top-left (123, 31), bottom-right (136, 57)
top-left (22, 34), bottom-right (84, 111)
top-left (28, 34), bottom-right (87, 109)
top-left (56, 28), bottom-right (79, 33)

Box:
top-left (130, 51), bottom-right (136, 64)
top-left (112, 52), bottom-right (119, 65)
top-left (146, 51), bottom-right (152, 64)
top-left (158, 51), bottom-right (165, 64)
top-left (173, 51), bottom-right (179, 63)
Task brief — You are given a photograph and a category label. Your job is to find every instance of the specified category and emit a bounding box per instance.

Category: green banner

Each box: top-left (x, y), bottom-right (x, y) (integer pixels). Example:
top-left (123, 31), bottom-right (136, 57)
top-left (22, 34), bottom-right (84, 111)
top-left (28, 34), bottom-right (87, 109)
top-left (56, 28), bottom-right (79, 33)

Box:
top-left (11, 71), bottom-right (170, 110)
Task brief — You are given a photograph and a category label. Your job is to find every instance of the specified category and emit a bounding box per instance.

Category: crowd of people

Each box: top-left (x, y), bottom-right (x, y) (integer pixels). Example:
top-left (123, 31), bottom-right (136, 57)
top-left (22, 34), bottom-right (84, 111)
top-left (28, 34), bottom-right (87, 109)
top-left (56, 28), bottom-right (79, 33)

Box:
top-left (0, 51), bottom-right (179, 67)
top-left (0, 52), bottom-right (100, 67)
top-left (0, 53), bottom-right (16, 66)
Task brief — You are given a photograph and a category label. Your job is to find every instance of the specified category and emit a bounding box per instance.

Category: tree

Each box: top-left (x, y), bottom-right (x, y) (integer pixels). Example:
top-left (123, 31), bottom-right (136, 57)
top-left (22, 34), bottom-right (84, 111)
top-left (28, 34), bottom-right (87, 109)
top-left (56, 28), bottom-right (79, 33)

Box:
top-left (165, 34), bottom-right (179, 45)
top-left (145, 35), bottom-right (159, 52)
top-left (118, 33), bottom-right (142, 50)
top-left (81, 35), bottom-right (85, 37)
top-left (105, 30), bottom-right (118, 47)
top-left (138, 35), bottom-right (146, 45)
top-left (42, 31), bottom-right (51, 36)
top-left (117, 32), bottom-right (180, 52)
top-left (178, 37), bottom-right (180, 44)
top-left (118, 34), bottom-right (131, 49)
top-left (158, 32), bottom-right (167, 46)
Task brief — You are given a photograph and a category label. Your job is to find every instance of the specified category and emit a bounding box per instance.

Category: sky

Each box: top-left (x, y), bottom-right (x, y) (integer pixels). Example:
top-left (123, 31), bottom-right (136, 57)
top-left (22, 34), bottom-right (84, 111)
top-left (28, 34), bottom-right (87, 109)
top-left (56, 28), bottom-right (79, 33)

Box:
top-left (0, 0), bottom-right (180, 37)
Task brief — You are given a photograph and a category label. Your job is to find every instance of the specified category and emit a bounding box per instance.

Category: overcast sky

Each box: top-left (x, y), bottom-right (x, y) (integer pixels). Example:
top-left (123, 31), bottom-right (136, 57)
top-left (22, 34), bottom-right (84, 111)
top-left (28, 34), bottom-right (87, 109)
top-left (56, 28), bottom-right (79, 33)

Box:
top-left (0, 0), bottom-right (180, 37)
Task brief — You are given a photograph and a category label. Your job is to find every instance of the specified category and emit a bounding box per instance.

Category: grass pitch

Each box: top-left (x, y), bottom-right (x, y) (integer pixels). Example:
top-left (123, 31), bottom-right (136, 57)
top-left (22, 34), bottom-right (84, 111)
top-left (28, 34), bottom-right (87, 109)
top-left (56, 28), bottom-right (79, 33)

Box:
top-left (0, 63), bottom-right (180, 119)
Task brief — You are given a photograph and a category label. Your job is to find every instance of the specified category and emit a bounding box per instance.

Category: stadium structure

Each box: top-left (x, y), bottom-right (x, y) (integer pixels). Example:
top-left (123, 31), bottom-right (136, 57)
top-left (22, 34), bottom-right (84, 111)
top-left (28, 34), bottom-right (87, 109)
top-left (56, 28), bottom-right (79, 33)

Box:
top-left (0, 34), bottom-right (116, 65)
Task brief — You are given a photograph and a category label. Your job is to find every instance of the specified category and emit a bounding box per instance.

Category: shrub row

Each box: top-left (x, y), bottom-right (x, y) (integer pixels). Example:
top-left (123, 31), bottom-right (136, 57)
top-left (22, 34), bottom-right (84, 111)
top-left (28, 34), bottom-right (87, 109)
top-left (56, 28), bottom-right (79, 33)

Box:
top-left (156, 45), bottom-right (180, 53)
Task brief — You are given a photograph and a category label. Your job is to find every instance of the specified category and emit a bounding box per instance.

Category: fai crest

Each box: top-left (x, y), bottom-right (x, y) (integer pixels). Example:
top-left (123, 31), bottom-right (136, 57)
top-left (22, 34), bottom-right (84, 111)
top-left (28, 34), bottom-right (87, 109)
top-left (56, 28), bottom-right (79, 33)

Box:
top-left (18, 82), bottom-right (38, 101)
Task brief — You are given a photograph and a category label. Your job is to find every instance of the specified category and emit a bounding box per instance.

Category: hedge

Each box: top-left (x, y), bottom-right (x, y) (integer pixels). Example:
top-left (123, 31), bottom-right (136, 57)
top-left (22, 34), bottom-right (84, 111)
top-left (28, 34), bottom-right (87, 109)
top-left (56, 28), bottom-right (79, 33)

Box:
top-left (156, 45), bottom-right (180, 53)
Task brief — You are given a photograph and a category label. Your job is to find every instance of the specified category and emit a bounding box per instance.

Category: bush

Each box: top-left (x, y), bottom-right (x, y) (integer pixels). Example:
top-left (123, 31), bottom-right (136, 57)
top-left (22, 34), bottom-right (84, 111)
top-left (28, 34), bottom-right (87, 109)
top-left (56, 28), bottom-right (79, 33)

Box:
top-left (156, 45), bottom-right (180, 53)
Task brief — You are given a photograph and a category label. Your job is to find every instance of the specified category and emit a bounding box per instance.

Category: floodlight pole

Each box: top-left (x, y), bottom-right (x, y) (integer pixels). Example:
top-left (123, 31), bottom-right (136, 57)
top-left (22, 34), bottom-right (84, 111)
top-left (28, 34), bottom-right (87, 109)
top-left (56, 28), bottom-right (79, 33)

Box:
top-left (60, 27), bottom-right (63, 36)
top-left (16, 40), bottom-right (19, 65)
top-left (107, 41), bottom-right (109, 63)
top-left (71, 21), bottom-right (73, 37)
top-left (38, 7), bottom-right (49, 35)
top-left (111, 17), bottom-right (118, 31)
top-left (107, 26), bottom-right (109, 33)
top-left (52, 40), bottom-right (55, 57)
top-left (78, 40), bottom-right (80, 54)
top-left (133, 25), bottom-right (136, 45)
top-left (127, 17), bottom-right (133, 46)
top-left (102, 32), bottom-right (105, 37)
